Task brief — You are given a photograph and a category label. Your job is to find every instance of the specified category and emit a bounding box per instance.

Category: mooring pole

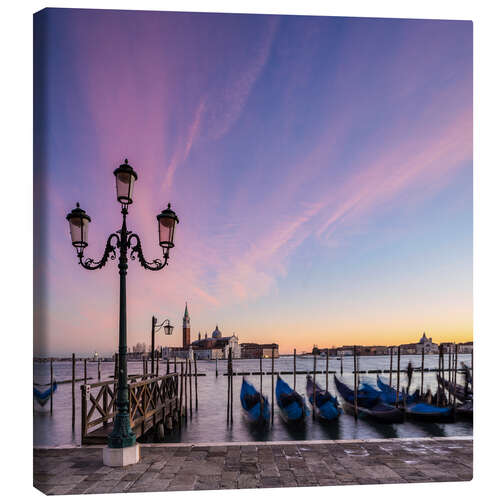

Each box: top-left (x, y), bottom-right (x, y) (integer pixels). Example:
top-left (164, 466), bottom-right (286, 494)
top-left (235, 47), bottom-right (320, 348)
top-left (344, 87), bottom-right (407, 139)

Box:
top-left (396, 346), bottom-right (401, 407)
top-left (420, 348), bottom-right (425, 396)
top-left (230, 348), bottom-right (234, 424)
top-left (340, 351), bottom-right (344, 376)
top-left (50, 358), bottom-right (53, 415)
top-left (166, 358), bottom-right (170, 375)
top-left (98, 358), bottom-right (101, 381)
top-left (448, 344), bottom-right (452, 404)
top-left (226, 353), bottom-right (231, 425)
top-left (353, 346), bottom-right (358, 419)
top-left (260, 352), bottom-right (263, 394)
top-left (174, 356), bottom-right (177, 374)
top-left (184, 361), bottom-right (188, 422)
top-left (453, 343), bottom-right (458, 411)
top-left (271, 346), bottom-right (275, 425)
top-left (216, 356), bottom-right (218, 377)
top-left (293, 348), bottom-right (296, 390)
top-left (72, 353), bottom-right (75, 430)
top-left (312, 353), bottom-right (317, 421)
top-left (326, 349), bottom-right (329, 392)
top-left (389, 346), bottom-right (393, 387)
top-left (179, 364), bottom-right (184, 422)
top-left (470, 348), bottom-right (473, 393)
top-left (156, 352), bottom-right (159, 376)
top-left (194, 353), bottom-right (198, 410)
top-left (189, 359), bottom-right (193, 418)
top-left (84, 358), bottom-right (87, 385)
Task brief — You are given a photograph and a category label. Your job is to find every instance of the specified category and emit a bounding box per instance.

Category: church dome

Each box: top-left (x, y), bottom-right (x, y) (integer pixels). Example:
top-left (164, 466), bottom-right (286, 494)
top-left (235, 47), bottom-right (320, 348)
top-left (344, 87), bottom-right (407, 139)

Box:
top-left (212, 325), bottom-right (222, 338)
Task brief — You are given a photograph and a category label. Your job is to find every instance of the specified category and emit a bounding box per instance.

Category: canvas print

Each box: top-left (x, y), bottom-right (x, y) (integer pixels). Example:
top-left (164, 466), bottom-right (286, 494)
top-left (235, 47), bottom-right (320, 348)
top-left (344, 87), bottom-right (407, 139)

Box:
top-left (33, 8), bottom-right (473, 495)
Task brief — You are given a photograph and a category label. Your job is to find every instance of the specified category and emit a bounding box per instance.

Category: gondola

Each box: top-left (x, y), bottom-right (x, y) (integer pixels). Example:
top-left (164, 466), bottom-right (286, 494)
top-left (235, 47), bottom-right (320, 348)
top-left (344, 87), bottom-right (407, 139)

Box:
top-left (33, 380), bottom-right (57, 407)
top-left (33, 380), bottom-right (57, 412)
top-left (437, 375), bottom-right (472, 403)
top-left (404, 401), bottom-right (454, 422)
top-left (376, 376), bottom-right (418, 405)
top-left (333, 375), bottom-right (404, 423)
top-left (275, 376), bottom-right (309, 425)
top-left (240, 378), bottom-right (270, 425)
top-left (454, 399), bottom-right (473, 420)
top-left (374, 377), bottom-right (453, 423)
top-left (306, 375), bottom-right (341, 421)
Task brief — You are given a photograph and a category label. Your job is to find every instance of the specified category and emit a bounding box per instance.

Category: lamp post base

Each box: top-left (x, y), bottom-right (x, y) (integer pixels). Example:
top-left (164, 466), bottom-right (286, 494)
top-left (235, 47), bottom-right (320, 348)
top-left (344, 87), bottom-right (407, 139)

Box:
top-left (103, 444), bottom-right (140, 467)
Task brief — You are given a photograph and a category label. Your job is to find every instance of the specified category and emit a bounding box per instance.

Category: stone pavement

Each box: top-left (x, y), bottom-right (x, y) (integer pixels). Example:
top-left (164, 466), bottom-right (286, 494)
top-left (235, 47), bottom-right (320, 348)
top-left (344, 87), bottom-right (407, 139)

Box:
top-left (34, 437), bottom-right (472, 495)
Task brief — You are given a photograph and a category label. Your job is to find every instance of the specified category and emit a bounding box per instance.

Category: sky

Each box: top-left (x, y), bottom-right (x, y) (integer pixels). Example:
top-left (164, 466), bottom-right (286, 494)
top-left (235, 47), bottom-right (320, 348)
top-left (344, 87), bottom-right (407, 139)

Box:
top-left (34, 9), bottom-right (472, 357)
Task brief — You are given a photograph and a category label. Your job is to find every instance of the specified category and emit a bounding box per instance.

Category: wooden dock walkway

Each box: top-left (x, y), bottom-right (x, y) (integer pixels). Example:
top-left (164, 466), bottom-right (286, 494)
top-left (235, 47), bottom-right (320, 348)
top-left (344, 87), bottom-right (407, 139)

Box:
top-left (81, 373), bottom-right (179, 445)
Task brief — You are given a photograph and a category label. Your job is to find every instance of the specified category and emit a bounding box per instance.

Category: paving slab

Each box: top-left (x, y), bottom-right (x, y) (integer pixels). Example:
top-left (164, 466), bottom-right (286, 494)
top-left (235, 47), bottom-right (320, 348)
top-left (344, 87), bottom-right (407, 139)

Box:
top-left (34, 436), bottom-right (472, 495)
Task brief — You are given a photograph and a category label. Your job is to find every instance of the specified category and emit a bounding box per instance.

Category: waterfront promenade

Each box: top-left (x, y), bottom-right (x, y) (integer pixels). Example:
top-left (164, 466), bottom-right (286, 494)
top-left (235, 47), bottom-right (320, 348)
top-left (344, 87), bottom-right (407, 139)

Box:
top-left (34, 436), bottom-right (472, 494)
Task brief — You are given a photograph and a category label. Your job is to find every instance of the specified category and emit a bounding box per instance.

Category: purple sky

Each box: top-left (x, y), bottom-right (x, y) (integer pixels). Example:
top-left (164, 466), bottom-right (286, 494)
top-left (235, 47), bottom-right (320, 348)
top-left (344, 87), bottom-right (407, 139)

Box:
top-left (34, 9), bottom-right (472, 356)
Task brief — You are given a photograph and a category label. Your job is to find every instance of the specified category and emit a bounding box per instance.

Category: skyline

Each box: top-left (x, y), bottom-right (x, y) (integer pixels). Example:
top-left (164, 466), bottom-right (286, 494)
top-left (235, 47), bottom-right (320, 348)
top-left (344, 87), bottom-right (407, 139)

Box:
top-left (34, 9), bottom-right (472, 356)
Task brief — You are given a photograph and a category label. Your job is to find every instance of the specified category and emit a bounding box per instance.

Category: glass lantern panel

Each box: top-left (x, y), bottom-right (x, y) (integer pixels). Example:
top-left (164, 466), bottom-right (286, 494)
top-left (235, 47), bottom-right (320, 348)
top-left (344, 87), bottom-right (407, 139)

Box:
top-left (159, 217), bottom-right (176, 247)
top-left (116, 172), bottom-right (135, 204)
top-left (69, 217), bottom-right (89, 247)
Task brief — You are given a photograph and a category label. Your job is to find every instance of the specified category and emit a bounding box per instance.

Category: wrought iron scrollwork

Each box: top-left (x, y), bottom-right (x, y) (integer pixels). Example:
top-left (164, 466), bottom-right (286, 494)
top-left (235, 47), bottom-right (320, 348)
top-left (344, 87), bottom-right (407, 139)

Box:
top-left (127, 233), bottom-right (168, 271)
top-left (78, 233), bottom-right (120, 270)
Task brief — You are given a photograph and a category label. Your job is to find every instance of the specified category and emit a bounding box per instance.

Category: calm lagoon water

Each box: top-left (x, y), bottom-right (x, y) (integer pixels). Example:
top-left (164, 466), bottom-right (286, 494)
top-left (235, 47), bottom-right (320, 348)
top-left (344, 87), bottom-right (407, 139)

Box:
top-left (33, 354), bottom-right (472, 447)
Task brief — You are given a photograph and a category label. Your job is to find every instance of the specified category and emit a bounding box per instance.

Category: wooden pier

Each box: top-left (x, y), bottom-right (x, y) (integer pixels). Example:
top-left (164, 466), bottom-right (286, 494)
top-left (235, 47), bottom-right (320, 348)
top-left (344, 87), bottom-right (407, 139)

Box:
top-left (81, 373), bottom-right (179, 445)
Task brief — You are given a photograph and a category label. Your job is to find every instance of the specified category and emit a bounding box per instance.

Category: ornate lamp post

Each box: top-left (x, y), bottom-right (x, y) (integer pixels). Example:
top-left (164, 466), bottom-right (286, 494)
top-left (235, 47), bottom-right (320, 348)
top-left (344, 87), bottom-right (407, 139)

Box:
top-left (66, 159), bottom-right (179, 465)
top-left (151, 317), bottom-right (174, 374)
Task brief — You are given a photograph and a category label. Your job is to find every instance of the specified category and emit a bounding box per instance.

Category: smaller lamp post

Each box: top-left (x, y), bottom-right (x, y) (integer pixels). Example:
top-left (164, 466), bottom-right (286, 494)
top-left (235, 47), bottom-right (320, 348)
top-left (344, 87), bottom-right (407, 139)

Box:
top-left (151, 317), bottom-right (174, 374)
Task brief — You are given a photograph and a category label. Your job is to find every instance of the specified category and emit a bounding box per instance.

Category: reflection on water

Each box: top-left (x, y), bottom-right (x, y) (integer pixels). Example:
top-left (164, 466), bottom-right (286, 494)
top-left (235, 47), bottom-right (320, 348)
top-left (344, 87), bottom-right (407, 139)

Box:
top-left (34, 354), bottom-right (472, 446)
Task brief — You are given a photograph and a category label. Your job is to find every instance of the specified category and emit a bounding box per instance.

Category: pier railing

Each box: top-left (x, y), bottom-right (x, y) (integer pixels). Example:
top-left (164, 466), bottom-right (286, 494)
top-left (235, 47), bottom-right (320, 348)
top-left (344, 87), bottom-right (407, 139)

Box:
top-left (81, 373), bottom-right (179, 444)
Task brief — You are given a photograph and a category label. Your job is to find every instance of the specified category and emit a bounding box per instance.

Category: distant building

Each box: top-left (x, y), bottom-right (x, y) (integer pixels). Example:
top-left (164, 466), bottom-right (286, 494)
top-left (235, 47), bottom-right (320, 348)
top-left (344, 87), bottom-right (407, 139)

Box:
top-left (458, 341), bottom-right (473, 354)
top-left (240, 343), bottom-right (279, 359)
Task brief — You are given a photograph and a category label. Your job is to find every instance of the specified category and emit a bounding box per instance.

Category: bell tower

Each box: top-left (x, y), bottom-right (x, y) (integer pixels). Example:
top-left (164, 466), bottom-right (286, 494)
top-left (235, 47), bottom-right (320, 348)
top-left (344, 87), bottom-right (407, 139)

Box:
top-left (183, 302), bottom-right (190, 349)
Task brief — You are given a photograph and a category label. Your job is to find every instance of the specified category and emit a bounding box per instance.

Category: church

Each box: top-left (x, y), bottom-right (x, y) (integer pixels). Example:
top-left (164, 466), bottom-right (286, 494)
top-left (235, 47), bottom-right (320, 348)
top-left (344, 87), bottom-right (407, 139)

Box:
top-left (190, 325), bottom-right (241, 359)
top-left (399, 332), bottom-right (439, 355)
top-left (161, 303), bottom-right (241, 360)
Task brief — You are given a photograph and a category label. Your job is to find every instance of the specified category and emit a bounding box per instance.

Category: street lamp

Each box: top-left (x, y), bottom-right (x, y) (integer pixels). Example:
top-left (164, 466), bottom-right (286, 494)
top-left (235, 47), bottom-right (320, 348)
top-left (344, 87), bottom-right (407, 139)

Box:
top-left (66, 158), bottom-right (179, 466)
top-left (151, 316), bottom-right (174, 374)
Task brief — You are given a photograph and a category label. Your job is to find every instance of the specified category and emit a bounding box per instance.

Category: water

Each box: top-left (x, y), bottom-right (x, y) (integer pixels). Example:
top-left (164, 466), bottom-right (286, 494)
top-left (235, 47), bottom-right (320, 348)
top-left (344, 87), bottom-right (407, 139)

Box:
top-left (33, 354), bottom-right (472, 447)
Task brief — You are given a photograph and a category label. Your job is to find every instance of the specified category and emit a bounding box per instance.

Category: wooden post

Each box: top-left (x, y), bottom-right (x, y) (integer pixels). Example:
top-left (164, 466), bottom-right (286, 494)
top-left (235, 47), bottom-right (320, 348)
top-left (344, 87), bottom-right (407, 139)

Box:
top-left (194, 354), bottom-right (198, 410)
top-left (81, 385), bottom-right (87, 444)
top-left (50, 358), bottom-right (53, 415)
top-left (396, 346), bottom-right (401, 407)
top-left (260, 352), bottom-right (263, 394)
top-left (156, 352), bottom-right (159, 376)
top-left (179, 363), bottom-right (184, 421)
top-left (98, 358), bottom-right (101, 381)
top-left (174, 356), bottom-right (177, 374)
top-left (389, 347), bottom-right (393, 387)
top-left (452, 343), bottom-right (458, 410)
top-left (226, 354), bottom-right (231, 425)
top-left (72, 353), bottom-right (75, 430)
top-left (312, 353), bottom-right (317, 421)
top-left (216, 356), bottom-right (218, 377)
top-left (167, 358), bottom-right (170, 375)
top-left (326, 349), bottom-right (329, 392)
top-left (293, 348), bottom-right (296, 390)
top-left (189, 359), bottom-right (193, 417)
top-left (184, 361), bottom-right (188, 422)
top-left (84, 358), bottom-right (87, 385)
top-left (448, 345), bottom-right (452, 404)
top-left (470, 349), bottom-right (473, 393)
top-left (340, 351), bottom-right (344, 376)
top-left (420, 348), bottom-right (425, 395)
top-left (230, 348), bottom-right (234, 424)
top-left (353, 347), bottom-right (358, 419)
top-left (271, 346), bottom-right (275, 424)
